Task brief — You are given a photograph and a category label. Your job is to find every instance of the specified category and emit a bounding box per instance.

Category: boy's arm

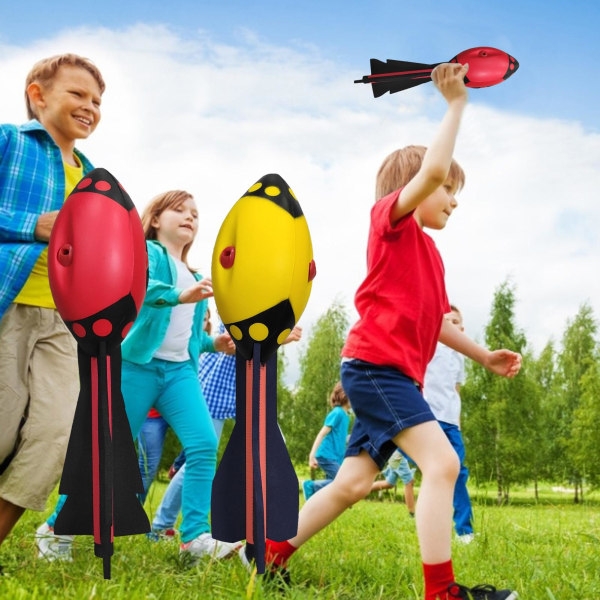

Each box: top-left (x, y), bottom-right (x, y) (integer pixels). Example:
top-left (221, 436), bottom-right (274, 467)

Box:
top-left (308, 426), bottom-right (331, 469)
top-left (439, 318), bottom-right (522, 378)
top-left (390, 63), bottom-right (469, 224)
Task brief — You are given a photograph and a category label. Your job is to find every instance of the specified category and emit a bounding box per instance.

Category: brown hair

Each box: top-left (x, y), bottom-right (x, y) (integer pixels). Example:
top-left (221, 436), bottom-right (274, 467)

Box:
top-left (375, 145), bottom-right (465, 200)
top-left (141, 190), bottom-right (196, 270)
top-left (329, 381), bottom-right (350, 408)
top-left (25, 53), bottom-right (105, 120)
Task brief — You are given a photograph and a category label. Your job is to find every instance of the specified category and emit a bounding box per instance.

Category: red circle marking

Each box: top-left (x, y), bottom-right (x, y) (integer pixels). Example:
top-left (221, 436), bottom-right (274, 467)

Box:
top-left (122, 322), bottom-right (134, 339)
top-left (308, 259), bottom-right (317, 282)
top-left (78, 178), bottom-right (92, 189)
top-left (93, 319), bottom-right (113, 337)
top-left (95, 181), bottom-right (112, 192)
top-left (220, 246), bottom-right (236, 269)
top-left (73, 323), bottom-right (86, 337)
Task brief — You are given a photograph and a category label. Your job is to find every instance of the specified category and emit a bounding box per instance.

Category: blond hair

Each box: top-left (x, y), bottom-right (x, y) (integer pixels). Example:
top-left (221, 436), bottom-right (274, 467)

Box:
top-left (141, 190), bottom-right (196, 270)
top-left (25, 53), bottom-right (105, 120)
top-left (329, 381), bottom-right (350, 408)
top-left (375, 145), bottom-right (465, 200)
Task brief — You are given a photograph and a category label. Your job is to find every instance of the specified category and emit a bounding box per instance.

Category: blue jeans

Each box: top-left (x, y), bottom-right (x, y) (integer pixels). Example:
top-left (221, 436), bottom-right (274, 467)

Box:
top-left (122, 358), bottom-right (218, 543)
top-left (311, 457), bottom-right (342, 493)
top-left (440, 421), bottom-right (474, 535)
top-left (137, 416), bottom-right (169, 504)
top-left (153, 416), bottom-right (227, 531)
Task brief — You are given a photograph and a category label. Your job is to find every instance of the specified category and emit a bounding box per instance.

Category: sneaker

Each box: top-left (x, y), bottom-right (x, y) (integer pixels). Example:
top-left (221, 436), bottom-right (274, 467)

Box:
top-left (35, 522), bottom-right (74, 562)
top-left (179, 533), bottom-right (241, 564)
top-left (456, 533), bottom-right (475, 544)
top-left (448, 582), bottom-right (518, 599)
top-left (301, 480), bottom-right (314, 502)
top-left (146, 527), bottom-right (178, 542)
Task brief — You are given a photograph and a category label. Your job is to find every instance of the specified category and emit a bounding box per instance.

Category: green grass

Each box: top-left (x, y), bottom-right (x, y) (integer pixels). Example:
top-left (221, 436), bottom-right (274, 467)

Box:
top-left (1, 481), bottom-right (599, 599)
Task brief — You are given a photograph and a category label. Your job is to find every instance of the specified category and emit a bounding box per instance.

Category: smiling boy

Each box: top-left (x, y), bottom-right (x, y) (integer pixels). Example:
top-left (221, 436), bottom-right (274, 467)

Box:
top-left (0, 54), bottom-right (105, 563)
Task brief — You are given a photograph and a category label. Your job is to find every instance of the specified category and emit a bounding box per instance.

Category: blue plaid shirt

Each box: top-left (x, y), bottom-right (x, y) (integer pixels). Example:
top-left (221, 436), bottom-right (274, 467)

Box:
top-left (0, 120), bottom-right (94, 319)
top-left (198, 323), bottom-right (236, 420)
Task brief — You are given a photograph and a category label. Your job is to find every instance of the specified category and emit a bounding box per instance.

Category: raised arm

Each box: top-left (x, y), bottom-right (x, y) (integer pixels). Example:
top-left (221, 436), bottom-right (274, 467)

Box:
top-left (439, 317), bottom-right (522, 378)
top-left (390, 63), bottom-right (469, 224)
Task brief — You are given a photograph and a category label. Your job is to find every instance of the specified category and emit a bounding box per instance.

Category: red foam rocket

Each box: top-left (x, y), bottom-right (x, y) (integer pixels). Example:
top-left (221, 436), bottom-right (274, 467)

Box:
top-left (48, 167), bottom-right (150, 578)
top-left (355, 47), bottom-right (519, 97)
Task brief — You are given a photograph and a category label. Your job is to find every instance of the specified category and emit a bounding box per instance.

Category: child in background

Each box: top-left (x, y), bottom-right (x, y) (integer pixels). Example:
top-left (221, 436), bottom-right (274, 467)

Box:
top-left (302, 382), bottom-right (351, 501)
top-left (254, 63), bottom-right (522, 600)
top-left (370, 450), bottom-right (416, 517)
top-left (0, 54), bottom-right (104, 566)
top-left (424, 305), bottom-right (473, 543)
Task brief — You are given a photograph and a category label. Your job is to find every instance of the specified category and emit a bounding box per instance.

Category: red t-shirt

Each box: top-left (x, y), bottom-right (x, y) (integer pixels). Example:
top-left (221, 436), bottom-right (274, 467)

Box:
top-left (342, 188), bottom-right (450, 386)
top-left (147, 408), bottom-right (161, 418)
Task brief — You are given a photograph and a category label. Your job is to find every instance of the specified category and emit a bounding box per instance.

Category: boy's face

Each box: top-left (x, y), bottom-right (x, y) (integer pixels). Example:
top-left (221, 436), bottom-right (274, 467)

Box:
top-left (32, 65), bottom-right (102, 147)
top-left (414, 176), bottom-right (458, 230)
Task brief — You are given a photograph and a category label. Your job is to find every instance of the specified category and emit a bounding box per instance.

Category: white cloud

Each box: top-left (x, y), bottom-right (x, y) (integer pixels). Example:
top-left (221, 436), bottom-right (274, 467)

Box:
top-left (2, 25), bottom-right (598, 383)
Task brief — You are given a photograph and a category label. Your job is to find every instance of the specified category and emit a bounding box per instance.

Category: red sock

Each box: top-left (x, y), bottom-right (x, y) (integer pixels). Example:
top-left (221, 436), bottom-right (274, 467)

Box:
top-left (423, 560), bottom-right (455, 600)
top-left (265, 539), bottom-right (297, 568)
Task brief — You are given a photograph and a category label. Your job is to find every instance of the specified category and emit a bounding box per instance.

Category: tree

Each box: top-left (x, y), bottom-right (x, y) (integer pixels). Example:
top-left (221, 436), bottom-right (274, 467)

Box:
top-left (554, 303), bottom-right (599, 501)
top-left (279, 300), bottom-right (349, 463)
top-left (461, 280), bottom-right (530, 504)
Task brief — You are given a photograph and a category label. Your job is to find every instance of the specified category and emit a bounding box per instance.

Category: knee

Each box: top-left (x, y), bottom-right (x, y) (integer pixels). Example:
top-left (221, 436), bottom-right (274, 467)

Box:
top-left (185, 429), bottom-right (218, 459)
top-left (422, 449), bottom-right (460, 485)
top-left (336, 475), bottom-right (373, 505)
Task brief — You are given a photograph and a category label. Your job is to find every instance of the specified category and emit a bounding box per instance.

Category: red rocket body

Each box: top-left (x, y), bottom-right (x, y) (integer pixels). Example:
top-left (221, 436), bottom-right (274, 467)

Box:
top-left (48, 168), bottom-right (150, 579)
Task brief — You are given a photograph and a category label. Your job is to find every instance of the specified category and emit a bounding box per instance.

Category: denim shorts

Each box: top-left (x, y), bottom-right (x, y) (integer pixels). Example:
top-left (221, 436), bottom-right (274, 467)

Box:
top-left (341, 359), bottom-right (436, 470)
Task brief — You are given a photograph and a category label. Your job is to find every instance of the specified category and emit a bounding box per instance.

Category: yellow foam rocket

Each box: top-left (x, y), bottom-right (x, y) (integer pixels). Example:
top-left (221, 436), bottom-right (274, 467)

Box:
top-left (210, 174), bottom-right (315, 573)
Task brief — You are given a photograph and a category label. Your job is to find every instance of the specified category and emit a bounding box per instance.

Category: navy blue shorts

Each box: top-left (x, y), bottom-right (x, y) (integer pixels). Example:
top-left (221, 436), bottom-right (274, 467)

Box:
top-left (341, 359), bottom-right (436, 470)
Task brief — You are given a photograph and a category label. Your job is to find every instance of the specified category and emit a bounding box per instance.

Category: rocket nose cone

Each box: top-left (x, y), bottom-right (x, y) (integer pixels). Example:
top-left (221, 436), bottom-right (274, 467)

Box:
top-left (509, 55), bottom-right (519, 75)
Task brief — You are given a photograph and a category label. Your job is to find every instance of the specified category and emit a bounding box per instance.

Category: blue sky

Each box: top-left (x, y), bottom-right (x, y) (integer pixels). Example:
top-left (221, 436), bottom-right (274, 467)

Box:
top-left (1, 1), bottom-right (599, 384)
top-left (1, 0), bottom-right (599, 132)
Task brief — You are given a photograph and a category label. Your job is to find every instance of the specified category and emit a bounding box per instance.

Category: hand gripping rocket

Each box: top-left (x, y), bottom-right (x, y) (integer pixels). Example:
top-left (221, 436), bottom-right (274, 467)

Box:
top-left (48, 168), bottom-right (150, 578)
top-left (210, 174), bottom-right (315, 573)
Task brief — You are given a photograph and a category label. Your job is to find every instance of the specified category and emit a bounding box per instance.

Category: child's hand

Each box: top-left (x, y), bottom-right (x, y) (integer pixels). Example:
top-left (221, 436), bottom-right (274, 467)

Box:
top-left (483, 349), bottom-right (522, 378)
top-left (431, 62), bottom-right (469, 105)
top-left (282, 325), bottom-right (302, 345)
top-left (214, 332), bottom-right (236, 355)
top-left (309, 454), bottom-right (318, 469)
top-left (179, 278), bottom-right (214, 304)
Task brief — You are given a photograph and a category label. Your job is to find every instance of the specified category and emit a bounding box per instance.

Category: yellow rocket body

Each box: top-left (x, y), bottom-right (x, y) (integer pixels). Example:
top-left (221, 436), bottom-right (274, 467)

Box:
top-left (211, 174), bottom-right (315, 361)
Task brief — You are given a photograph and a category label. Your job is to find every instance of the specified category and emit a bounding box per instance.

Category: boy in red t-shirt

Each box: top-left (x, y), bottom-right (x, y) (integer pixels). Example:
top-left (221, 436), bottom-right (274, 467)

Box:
top-left (254, 64), bottom-right (522, 599)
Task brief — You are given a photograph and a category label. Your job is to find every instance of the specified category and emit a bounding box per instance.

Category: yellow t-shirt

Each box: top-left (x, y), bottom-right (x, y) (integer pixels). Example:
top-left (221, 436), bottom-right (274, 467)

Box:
top-left (13, 160), bottom-right (84, 308)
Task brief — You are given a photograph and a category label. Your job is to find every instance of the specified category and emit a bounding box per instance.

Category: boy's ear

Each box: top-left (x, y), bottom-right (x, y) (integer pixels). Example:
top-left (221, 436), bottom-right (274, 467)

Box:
top-left (26, 82), bottom-right (45, 111)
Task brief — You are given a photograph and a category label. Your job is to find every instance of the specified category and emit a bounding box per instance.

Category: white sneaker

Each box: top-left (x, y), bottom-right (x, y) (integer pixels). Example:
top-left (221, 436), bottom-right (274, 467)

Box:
top-left (35, 522), bottom-right (74, 562)
top-left (456, 533), bottom-right (475, 545)
top-left (179, 533), bottom-right (242, 564)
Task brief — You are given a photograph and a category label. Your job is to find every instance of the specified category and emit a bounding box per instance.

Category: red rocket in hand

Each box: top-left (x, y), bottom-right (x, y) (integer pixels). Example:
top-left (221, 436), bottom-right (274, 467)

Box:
top-left (48, 168), bottom-right (150, 579)
top-left (355, 46), bottom-right (519, 97)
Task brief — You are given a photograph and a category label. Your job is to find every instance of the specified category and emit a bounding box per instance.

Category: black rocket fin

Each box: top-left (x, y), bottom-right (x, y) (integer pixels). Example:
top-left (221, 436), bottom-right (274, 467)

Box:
top-left (210, 353), bottom-right (251, 542)
top-left (370, 58), bottom-right (435, 74)
top-left (264, 352), bottom-right (299, 542)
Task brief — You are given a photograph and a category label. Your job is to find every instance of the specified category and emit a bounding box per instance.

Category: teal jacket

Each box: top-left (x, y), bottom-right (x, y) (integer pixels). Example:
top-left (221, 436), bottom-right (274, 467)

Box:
top-left (121, 240), bottom-right (215, 369)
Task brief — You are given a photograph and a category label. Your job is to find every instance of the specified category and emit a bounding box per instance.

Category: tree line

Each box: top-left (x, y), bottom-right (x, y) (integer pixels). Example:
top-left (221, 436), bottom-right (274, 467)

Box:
top-left (278, 283), bottom-right (600, 504)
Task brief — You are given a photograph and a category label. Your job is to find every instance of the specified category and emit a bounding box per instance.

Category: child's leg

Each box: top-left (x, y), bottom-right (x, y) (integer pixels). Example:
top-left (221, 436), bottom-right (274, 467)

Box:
top-left (153, 464), bottom-right (184, 530)
top-left (137, 416), bottom-right (169, 504)
top-left (156, 362), bottom-right (217, 543)
top-left (289, 451), bottom-right (379, 547)
top-left (394, 421), bottom-right (459, 565)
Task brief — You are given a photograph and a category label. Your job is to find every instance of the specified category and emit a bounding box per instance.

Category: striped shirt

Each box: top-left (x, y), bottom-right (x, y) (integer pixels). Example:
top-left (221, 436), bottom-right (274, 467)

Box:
top-left (198, 323), bottom-right (236, 420)
top-left (0, 120), bottom-right (94, 319)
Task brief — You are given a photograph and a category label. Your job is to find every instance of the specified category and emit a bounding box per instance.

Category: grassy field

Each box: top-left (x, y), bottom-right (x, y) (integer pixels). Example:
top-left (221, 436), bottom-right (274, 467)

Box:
top-left (0, 481), bottom-right (598, 600)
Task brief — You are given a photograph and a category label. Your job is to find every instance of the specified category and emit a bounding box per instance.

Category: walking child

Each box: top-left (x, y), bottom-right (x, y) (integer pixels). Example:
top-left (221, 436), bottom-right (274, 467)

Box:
top-left (0, 54), bottom-right (104, 569)
top-left (302, 382), bottom-right (351, 501)
top-left (254, 63), bottom-right (522, 600)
